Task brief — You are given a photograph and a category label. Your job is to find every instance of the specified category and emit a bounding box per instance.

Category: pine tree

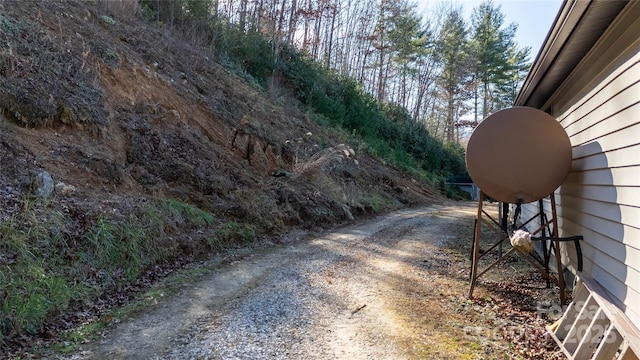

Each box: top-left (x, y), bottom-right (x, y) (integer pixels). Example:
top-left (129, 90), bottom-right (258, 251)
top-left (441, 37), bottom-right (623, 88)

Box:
top-left (387, 0), bottom-right (427, 109)
top-left (434, 7), bottom-right (470, 143)
top-left (469, 0), bottom-right (517, 119)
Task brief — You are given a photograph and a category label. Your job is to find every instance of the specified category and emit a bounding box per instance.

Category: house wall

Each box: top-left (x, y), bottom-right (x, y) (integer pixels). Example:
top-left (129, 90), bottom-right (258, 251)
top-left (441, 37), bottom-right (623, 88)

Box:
top-left (519, 2), bottom-right (640, 325)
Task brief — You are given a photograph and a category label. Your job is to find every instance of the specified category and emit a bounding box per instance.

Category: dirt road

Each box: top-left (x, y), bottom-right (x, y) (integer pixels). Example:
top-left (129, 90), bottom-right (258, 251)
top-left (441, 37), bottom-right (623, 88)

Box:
top-left (65, 203), bottom-right (561, 359)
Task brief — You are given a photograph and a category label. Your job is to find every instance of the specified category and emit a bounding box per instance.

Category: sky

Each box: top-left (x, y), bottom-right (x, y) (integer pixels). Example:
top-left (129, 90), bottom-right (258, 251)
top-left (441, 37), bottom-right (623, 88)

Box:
top-left (415, 0), bottom-right (564, 57)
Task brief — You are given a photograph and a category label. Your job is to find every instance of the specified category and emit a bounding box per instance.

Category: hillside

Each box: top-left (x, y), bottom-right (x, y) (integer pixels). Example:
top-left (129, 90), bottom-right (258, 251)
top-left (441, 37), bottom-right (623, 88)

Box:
top-left (0, 0), bottom-right (443, 352)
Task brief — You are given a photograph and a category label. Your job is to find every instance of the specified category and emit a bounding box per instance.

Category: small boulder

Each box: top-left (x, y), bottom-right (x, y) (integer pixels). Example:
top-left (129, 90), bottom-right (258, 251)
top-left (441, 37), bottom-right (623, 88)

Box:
top-left (34, 171), bottom-right (53, 199)
top-left (55, 182), bottom-right (77, 196)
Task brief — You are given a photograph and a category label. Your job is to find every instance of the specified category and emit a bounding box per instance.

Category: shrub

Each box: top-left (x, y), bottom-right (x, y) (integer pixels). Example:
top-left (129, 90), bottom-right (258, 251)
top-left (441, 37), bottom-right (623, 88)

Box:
top-left (218, 28), bottom-right (275, 88)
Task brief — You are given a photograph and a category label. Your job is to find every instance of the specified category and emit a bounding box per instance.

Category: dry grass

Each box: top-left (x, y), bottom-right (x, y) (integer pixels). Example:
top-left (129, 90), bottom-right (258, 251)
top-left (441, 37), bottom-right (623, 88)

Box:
top-left (376, 204), bottom-right (564, 359)
top-left (293, 144), bottom-right (356, 178)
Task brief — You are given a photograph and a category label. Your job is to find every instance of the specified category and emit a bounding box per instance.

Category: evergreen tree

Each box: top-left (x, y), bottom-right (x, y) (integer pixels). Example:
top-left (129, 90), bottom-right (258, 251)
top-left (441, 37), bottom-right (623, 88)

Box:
top-left (371, 0), bottom-right (394, 103)
top-left (387, 0), bottom-right (428, 109)
top-left (469, 0), bottom-right (517, 119)
top-left (434, 7), bottom-right (471, 143)
top-left (500, 45), bottom-right (531, 107)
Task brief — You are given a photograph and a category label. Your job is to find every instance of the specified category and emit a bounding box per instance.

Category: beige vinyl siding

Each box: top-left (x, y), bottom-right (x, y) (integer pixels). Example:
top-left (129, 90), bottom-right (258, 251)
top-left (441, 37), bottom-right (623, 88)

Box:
top-left (518, 3), bottom-right (640, 325)
top-left (564, 166), bottom-right (638, 186)
top-left (572, 145), bottom-right (640, 172)
top-left (561, 62), bottom-right (640, 139)
top-left (556, 198), bottom-right (640, 242)
top-left (556, 210), bottom-right (640, 325)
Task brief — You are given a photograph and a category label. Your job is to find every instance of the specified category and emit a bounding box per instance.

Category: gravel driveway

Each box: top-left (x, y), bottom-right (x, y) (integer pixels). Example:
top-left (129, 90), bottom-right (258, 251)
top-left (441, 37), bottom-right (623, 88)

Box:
top-left (64, 203), bottom-right (561, 359)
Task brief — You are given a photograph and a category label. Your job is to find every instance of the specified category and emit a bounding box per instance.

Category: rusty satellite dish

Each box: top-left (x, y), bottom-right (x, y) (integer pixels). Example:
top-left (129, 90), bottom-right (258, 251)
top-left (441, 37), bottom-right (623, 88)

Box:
top-left (466, 107), bottom-right (572, 204)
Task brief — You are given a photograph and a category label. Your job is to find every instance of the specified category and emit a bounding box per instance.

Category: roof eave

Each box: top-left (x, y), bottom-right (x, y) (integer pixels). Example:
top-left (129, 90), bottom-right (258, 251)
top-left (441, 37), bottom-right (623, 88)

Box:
top-left (514, 0), bottom-right (629, 110)
top-left (514, 0), bottom-right (589, 108)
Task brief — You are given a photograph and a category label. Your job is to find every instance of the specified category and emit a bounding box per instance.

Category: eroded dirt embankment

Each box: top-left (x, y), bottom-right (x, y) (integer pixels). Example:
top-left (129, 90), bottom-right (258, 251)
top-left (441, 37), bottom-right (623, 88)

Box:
top-left (65, 203), bottom-right (562, 360)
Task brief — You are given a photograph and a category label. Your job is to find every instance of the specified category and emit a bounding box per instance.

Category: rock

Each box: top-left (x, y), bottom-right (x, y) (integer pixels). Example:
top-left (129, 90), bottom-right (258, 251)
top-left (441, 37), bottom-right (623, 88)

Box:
top-left (58, 105), bottom-right (75, 124)
top-left (248, 139), bottom-right (271, 175)
top-left (272, 169), bottom-right (292, 178)
top-left (34, 171), bottom-right (53, 199)
top-left (55, 182), bottom-right (77, 196)
top-left (233, 133), bottom-right (251, 155)
top-left (264, 144), bottom-right (285, 169)
top-left (341, 203), bottom-right (354, 221)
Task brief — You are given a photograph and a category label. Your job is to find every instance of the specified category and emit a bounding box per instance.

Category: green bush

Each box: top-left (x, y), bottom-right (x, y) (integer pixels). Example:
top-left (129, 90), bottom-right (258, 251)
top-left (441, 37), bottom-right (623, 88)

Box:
top-left (217, 28), bottom-right (275, 88)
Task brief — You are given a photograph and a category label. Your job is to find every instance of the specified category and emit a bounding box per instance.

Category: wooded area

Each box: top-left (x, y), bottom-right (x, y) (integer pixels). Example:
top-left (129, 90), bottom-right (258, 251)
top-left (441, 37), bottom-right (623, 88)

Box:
top-left (132, 0), bottom-right (530, 144)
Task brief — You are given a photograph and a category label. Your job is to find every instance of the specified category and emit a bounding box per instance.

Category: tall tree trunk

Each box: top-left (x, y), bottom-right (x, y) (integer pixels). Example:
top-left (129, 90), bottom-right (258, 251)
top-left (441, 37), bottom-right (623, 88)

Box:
top-left (312, 11), bottom-right (322, 59)
top-left (359, 48), bottom-right (369, 83)
top-left (325, 5), bottom-right (337, 69)
top-left (376, 46), bottom-right (386, 103)
top-left (472, 76), bottom-right (479, 122)
top-left (277, 0), bottom-right (287, 40)
top-left (400, 66), bottom-right (408, 109)
top-left (446, 89), bottom-right (455, 142)
top-left (211, 0), bottom-right (219, 49)
top-left (287, 0), bottom-right (298, 43)
top-left (483, 82), bottom-right (489, 118)
top-left (302, 0), bottom-right (310, 50)
top-left (239, 0), bottom-right (248, 31)
top-left (256, 0), bottom-right (264, 31)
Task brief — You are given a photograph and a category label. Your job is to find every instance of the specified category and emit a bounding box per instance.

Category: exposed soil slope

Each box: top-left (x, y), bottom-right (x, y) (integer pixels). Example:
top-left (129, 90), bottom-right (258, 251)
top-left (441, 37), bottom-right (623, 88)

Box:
top-left (0, 1), bottom-right (440, 235)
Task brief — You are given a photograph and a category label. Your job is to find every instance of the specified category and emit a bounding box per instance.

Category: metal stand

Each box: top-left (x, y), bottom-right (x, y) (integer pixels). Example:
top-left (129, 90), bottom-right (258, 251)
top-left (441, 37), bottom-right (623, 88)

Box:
top-left (468, 191), bottom-right (568, 304)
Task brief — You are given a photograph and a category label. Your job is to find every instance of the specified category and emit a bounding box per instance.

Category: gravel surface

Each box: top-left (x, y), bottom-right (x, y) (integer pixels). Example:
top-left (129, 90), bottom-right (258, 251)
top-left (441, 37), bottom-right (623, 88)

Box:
top-left (64, 203), bottom-right (560, 359)
top-left (161, 223), bottom-right (414, 360)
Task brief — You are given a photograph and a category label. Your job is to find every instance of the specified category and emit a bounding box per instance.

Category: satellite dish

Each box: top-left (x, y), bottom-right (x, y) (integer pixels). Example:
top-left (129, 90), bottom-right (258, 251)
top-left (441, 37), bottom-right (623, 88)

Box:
top-left (466, 107), bottom-right (572, 204)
